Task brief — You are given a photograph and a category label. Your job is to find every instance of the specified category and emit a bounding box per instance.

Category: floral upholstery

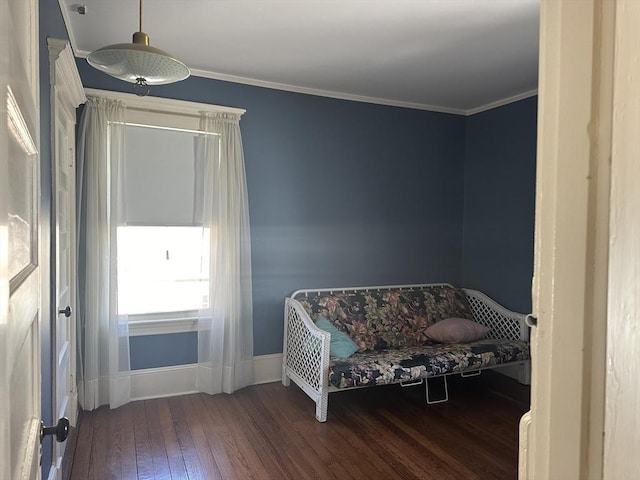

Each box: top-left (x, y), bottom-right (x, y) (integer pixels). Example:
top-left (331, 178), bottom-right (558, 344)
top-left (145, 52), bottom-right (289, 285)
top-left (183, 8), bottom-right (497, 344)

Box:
top-left (296, 285), bottom-right (474, 352)
top-left (328, 339), bottom-right (530, 388)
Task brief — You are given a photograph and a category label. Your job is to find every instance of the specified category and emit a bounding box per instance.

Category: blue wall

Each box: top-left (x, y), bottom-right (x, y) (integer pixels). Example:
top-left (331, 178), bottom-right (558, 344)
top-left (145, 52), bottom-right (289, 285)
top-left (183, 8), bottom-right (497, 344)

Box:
top-left (130, 333), bottom-right (198, 369)
top-left (461, 97), bottom-right (537, 313)
top-left (39, 2), bottom-right (536, 377)
top-left (77, 63), bottom-right (468, 357)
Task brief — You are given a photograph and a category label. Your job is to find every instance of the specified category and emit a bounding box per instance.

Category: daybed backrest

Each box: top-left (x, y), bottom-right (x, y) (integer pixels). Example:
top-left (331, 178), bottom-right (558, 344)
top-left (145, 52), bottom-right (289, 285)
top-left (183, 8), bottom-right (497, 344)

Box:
top-left (292, 284), bottom-right (473, 352)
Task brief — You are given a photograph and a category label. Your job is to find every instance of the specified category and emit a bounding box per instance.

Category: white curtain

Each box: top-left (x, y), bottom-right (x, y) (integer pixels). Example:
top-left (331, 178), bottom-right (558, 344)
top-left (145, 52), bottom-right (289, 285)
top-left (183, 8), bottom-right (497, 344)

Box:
top-left (196, 112), bottom-right (254, 394)
top-left (76, 96), bottom-right (131, 410)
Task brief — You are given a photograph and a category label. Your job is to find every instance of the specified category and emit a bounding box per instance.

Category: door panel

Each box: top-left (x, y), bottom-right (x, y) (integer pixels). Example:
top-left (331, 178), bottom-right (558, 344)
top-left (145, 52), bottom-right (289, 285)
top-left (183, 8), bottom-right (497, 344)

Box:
top-left (1, 0), bottom-right (42, 478)
top-left (10, 319), bottom-right (39, 479)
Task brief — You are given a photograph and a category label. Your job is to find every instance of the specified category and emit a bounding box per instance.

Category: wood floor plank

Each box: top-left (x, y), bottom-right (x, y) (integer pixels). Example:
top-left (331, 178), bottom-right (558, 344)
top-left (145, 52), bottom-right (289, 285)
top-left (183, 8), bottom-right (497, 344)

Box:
top-left (186, 394), bottom-right (237, 479)
top-left (71, 371), bottom-right (528, 480)
top-left (118, 402), bottom-right (139, 479)
top-left (243, 386), bottom-right (339, 480)
top-left (220, 392), bottom-right (294, 479)
top-left (168, 396), bottom-right (207, 480)
top-left (69, 409), bottom-right (93, 480)
top-left (131, 401), bottom-right (154, 480)
top-left (61, 423), bottom-right (78, 480)
top-left (334, 398), bottom-right (431, 480)
top-left (87, 406), bottom-right (109, 479)
top-left (201, 392), bottom-right (272, 479)
top-left (156, 398), bottom-right (189, 479)
top-left (260, 383), bottom-right (356, 479)
top-left (143, 399), bottom-right (172, 480)
top-left (180, 395), bottom-right (223, 479)
top-left (264, 383), bottom-right (391, 479)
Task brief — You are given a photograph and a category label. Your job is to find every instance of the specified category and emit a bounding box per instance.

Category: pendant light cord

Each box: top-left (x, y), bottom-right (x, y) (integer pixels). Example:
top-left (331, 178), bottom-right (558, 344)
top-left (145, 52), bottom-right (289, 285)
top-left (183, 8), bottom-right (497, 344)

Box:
top-left (139, 0), bottom-right (143, 32)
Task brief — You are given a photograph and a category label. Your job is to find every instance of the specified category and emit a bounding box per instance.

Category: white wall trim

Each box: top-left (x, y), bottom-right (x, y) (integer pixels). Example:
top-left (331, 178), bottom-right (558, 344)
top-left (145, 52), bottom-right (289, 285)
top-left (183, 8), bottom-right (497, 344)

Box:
top-left (253, 353), bottom-right (284, 385)
top-left (464, 89), bottom-right (538, 116)
top-left (129, 318), bottom-right (198, 337)
top-left (48, 39), bottom-right (85, 108)
top-left (83, 87), bottom-right (245, 117)
top-left (189, 67), bottom-right (468, 115)
top-left (130, 354), bottom-right (283, 401)
top-left (524, 1), bottom-right (614, 478)
top-left (130, 365), bottom-right (199, 401)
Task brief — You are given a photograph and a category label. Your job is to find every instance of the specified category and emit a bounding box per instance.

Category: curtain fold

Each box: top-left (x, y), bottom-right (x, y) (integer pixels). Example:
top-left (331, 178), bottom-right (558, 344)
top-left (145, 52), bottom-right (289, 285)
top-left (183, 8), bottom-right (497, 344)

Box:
top-left (76, 96), bottom-right (131, 410)
top-left (196, 112), bottom-right (254, 394)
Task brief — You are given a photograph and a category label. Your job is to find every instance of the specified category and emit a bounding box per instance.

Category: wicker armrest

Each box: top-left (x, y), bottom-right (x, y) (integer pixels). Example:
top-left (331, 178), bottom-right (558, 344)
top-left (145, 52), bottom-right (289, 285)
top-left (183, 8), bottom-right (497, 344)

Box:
top-left (282, 297), bottom-right (330, 396)
top-left (462, 288), bottom-right (529, 342)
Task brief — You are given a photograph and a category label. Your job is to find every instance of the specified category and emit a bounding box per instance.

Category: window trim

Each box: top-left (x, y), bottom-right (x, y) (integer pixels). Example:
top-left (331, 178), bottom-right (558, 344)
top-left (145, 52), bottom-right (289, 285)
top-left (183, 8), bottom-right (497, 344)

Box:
top-left (84, 87), bottom-right (245, 120)
top-left (128, 310), bottom-right (199, 336)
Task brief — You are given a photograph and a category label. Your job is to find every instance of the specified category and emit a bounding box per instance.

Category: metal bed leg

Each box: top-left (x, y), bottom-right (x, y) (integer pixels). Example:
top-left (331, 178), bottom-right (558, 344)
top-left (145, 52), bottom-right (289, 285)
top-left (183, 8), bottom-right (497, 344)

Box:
top-left (425, 376), bottom-right (449, 405)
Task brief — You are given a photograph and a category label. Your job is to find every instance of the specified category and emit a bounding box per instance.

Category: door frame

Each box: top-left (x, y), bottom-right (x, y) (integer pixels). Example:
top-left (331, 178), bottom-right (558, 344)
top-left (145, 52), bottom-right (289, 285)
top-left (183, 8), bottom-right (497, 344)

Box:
top-left (602, 1), bottom-right (640, 477)
top-left (47, 38), bottom-right (85, 480)
top-left (523, 0), bottom-right (614, 478)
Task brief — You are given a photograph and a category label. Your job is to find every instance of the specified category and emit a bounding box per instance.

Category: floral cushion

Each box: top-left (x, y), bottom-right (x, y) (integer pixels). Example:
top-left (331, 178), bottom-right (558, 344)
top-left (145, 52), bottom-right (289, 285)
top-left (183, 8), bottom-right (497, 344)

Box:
top-left (298, 285), bottom-right (474, 352)
top-left (327, 339), bottom-right (530, 388)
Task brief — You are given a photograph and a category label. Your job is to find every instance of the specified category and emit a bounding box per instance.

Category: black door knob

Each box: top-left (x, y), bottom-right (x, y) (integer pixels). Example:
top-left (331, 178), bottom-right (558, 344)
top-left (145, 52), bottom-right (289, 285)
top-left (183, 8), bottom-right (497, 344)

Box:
top-left (40, 417), bottom-right (70, 443)
top-left (58, 306), bottom-right (72, 317)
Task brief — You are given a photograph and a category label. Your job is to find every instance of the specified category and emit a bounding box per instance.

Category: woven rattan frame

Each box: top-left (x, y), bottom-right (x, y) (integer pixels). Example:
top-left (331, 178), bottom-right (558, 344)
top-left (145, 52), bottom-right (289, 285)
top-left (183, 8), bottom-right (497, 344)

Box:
top-left (282, 298), bottom-right (330, 421)
top-left (462, 288), bottom-right (528, 342)
top-left (282, 283), bottom-right (529, 422)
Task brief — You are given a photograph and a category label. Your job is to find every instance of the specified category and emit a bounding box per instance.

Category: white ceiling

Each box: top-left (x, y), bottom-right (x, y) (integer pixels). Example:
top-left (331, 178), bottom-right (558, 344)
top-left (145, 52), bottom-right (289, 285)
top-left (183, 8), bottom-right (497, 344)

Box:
top-left (59, 0), bottom-right (540, 115)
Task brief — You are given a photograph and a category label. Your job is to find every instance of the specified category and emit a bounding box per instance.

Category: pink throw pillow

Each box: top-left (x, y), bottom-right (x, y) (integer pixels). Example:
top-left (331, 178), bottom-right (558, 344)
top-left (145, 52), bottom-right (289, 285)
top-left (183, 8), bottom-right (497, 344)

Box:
top-left (426, 317), bottom-right (489, 343)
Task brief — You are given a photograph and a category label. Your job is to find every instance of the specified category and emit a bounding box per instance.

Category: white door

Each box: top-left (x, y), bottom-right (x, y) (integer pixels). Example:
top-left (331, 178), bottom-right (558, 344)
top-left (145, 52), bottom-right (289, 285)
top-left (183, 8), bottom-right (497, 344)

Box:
top-left (0, 0), bottom-right (43, 478)
top-left (48, 38), bottom-right (85, 479)
top-left (52, 88), bottom-right (74, 480)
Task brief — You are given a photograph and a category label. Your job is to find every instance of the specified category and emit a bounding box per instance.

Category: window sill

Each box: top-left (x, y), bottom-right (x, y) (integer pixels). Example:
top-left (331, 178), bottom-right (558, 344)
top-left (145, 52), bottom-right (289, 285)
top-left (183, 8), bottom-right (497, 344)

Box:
top-left (128, 316), bottom-right (198, 336)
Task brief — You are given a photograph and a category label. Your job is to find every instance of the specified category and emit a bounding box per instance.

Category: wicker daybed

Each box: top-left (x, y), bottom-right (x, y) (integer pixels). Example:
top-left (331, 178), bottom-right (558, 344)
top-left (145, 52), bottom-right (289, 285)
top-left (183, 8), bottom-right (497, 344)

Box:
top-left (282, 283), bottom-right (530, 422)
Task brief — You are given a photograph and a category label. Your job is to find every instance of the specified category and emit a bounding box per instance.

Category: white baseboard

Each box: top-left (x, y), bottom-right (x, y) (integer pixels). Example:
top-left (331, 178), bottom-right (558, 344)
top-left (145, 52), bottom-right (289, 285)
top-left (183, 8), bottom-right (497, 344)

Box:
top-left (253, 353), bottom-right (283, 385)
top-left (493, 361), bottom-right (531, 385)
top-left (68, 391), bottom-right (79, 427)
top-left (130, 364), bottom-right (199, 401)
top-left (130, 353), bottom-right (284, 401)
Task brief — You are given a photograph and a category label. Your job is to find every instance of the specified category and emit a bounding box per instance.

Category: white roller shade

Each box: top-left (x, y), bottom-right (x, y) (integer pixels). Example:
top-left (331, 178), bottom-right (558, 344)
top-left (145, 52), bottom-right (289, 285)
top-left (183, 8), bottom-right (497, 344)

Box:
top-left (124, 124), bottom-right (200, 226)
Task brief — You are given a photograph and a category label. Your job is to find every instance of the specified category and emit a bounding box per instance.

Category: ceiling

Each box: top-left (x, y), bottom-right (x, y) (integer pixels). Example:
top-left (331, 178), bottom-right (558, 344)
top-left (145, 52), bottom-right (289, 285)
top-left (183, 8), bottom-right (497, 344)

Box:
top-left (59, 0), bottom-right (540, 115)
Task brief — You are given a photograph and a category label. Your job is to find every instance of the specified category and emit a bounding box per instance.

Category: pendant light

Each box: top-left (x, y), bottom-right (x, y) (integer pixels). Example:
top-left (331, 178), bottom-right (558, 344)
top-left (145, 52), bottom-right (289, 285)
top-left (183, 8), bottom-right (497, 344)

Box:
top-left (86, 0), bottom-right (190, 95)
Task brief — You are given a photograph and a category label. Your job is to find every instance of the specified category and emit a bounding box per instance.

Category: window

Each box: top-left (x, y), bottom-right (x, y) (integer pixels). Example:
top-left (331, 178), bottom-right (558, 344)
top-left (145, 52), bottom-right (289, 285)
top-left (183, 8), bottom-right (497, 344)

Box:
top-left (85, 88), bottom-right (246, 335)
top-left (117, 226), bottom-right (210, 315)
top-left (118, 122), bottom-right (208, 333)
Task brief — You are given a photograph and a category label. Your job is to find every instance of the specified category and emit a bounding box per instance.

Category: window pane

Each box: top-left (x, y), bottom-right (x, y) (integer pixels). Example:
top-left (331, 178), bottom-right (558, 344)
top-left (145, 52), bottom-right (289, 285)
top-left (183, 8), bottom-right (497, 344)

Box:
top-left (117, 226), bottom-right (210, 315)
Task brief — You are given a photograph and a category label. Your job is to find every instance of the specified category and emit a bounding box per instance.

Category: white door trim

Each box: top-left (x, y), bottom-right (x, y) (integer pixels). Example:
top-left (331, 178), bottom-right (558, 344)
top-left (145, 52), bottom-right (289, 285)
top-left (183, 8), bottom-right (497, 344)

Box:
top-left (603, 1), bottom-right (640, 477)
top-left (47, 38), bottom-right (85, 480)
top-left (523, 0), bottom-right (614, 478)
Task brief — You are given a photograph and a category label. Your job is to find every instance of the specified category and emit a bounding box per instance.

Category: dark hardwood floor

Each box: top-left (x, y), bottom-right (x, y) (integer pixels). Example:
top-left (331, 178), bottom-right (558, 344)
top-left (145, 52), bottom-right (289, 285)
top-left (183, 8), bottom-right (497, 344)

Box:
top-left (66, 371), bottom-right (529, 480)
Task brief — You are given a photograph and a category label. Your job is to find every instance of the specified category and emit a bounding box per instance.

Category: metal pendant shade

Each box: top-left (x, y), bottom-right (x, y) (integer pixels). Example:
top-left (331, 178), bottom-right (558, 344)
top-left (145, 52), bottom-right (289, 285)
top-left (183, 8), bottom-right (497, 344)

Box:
top-left (86, 0), bottom-right (190, 87)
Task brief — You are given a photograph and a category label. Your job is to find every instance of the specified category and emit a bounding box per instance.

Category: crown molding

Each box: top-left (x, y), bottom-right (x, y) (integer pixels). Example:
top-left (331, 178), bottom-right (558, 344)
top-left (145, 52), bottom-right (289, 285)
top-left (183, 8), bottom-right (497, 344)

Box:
top-left (465, 89), bottom-right (538, 116)
top-left (188, 67), bottom-right (467, 115)
top-left (48, 38), bottom-right (86, 108)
